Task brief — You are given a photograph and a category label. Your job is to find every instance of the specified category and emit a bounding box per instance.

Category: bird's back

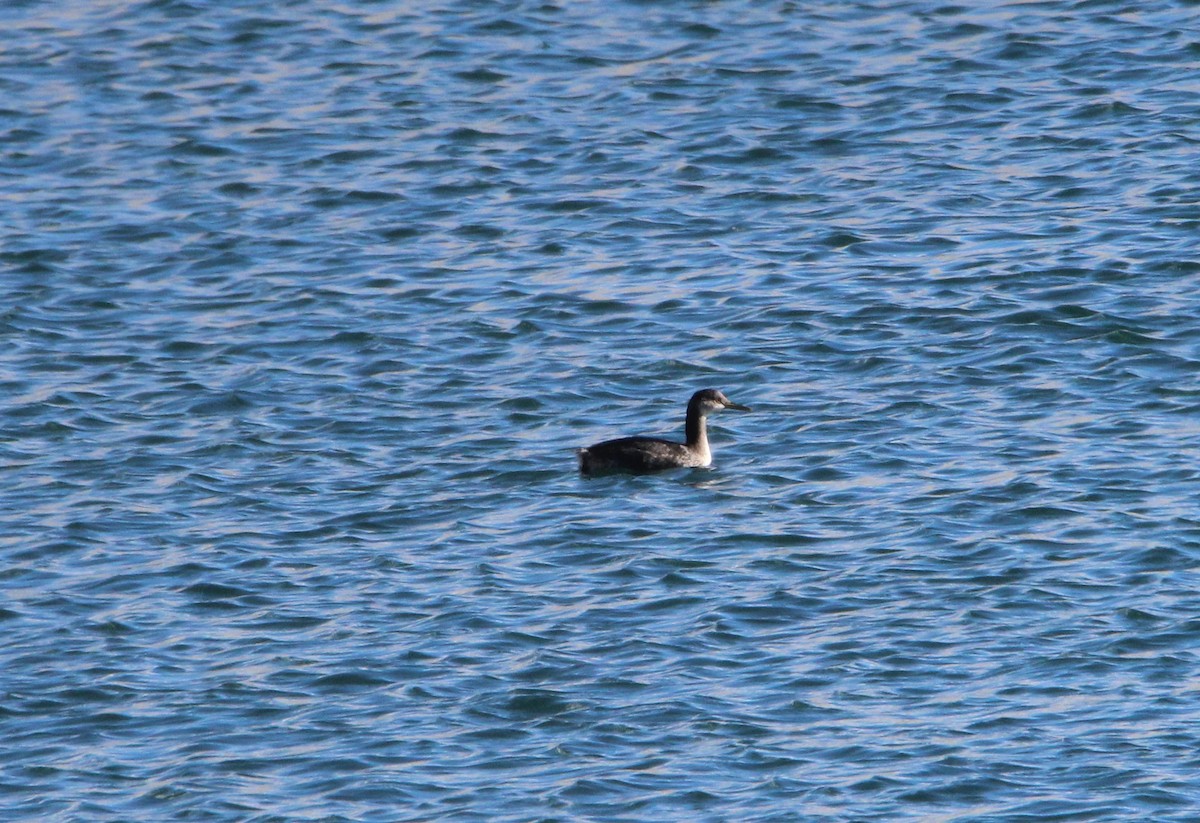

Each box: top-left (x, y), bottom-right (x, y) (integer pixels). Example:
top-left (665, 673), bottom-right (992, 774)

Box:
top-left (578, 436), bottom-right (694, 475)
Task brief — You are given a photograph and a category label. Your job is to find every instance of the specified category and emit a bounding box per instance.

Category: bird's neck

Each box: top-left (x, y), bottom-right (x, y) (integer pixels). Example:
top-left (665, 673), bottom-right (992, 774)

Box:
top-left (685, 410), bottom-right (708, 452)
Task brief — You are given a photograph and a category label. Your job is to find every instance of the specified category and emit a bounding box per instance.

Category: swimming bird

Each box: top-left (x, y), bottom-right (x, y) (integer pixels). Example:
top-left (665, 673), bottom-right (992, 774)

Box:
top-left (578, 388), bottom-right (750, 475)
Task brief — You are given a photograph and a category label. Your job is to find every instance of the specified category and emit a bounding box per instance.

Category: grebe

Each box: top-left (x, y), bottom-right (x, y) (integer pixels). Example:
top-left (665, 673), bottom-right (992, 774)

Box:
top-left (578, 388), bottom-right (750, 475)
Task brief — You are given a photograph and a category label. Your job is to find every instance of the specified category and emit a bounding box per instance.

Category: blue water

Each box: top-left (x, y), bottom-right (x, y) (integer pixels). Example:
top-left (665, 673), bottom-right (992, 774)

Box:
top-left (4, 1), bottom-right (1200, 820)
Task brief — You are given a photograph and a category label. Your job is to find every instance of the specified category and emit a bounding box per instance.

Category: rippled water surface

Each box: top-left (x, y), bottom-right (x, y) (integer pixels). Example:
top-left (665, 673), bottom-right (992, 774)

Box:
top-left (4, 1), bottom-right (1200, 820)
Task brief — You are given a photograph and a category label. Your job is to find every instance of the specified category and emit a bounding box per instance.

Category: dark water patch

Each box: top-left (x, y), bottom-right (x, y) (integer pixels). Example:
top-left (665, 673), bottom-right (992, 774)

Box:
top-left (306, 187), bottom-right (405, 208)
top-left (216, 181), bottom-right (258, 197)
top-left (821, 230), bottom-right (867, 248)
top-left (453, 223), bottom-right (506, 240)
top-left (169, 138), bottom-right (236, 157)
top-left (180, 581), bottom-right (254, 600)
top-left (454, 68), bottom-right (508, 84)
top-left (310, 671), bottom-right (390, 691)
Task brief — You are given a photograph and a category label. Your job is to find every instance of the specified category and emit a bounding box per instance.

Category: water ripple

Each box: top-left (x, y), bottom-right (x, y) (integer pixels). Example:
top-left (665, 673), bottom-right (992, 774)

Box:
top-left (3, 0), bottom-right (1200, 820)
